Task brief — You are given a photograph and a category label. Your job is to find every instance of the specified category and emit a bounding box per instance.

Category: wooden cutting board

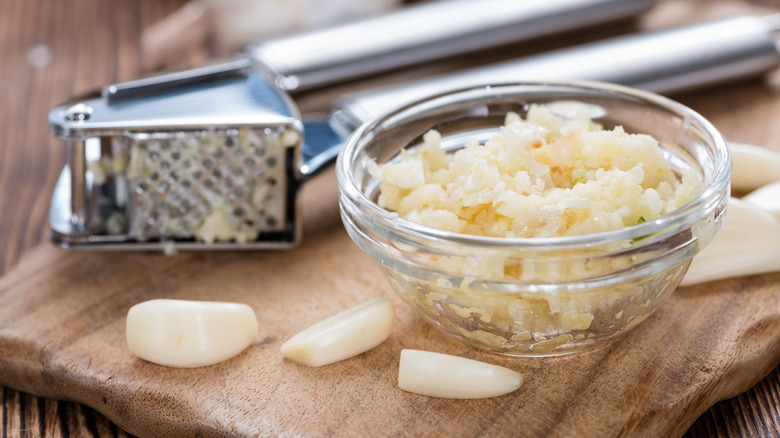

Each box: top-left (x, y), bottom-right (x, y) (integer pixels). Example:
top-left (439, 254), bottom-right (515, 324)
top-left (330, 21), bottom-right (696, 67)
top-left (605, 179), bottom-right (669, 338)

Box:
top-left (0, 169), bottom-right (778, 438)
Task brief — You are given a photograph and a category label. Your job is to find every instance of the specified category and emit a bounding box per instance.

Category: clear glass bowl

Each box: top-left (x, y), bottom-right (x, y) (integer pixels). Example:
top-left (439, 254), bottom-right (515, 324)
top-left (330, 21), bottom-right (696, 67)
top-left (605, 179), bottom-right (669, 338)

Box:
top-left (336, 81), bottom-right (731, 356)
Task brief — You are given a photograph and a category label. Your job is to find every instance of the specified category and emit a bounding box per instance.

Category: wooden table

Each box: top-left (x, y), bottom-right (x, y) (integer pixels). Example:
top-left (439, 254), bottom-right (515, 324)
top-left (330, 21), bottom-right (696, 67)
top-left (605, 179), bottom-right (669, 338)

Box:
top-left (1, 0), bottom-right (779, 436)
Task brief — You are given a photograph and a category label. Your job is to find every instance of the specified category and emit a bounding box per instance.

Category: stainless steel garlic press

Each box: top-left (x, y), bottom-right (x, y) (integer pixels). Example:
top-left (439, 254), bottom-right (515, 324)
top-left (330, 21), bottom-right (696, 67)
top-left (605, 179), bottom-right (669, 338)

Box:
top-left (48, 0), bottom-right (656, 251)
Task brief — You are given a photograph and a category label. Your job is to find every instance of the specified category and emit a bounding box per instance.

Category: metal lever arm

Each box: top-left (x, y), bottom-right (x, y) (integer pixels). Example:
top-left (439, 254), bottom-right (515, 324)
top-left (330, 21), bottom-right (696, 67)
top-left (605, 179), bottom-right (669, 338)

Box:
top-left (333, 15), bottom-right (780, 130)
top-left (103, 58), bottom-right (252, 104)
top-left (248, 0), bottom-right (656, 92)
top-left (102, 0), bottom-right (655, 103)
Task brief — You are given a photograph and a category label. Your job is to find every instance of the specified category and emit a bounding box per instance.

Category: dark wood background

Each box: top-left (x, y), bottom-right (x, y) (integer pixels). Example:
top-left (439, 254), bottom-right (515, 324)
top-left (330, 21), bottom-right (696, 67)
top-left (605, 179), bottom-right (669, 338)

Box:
top-left (0, 0), bottom-right (779, 436)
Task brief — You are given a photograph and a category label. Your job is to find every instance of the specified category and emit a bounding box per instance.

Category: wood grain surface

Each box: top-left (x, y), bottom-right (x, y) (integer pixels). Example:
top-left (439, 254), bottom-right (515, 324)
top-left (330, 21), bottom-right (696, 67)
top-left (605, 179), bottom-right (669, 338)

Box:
top-left (1, 0), bottom-right (779, 436)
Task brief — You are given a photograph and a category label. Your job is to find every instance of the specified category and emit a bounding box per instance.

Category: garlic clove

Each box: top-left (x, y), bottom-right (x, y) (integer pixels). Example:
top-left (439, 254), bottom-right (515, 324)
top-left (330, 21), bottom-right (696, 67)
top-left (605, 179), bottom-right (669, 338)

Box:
top-left (398, 349), bottom-right (522, 399)
top-left (681, 198), bottom-right (780, 286)
top-left (126, 299), bottom-right (258, 367)
top-left (729, 142), bottom-right (780, 193)
top-left (280, 297), bottom-right (394, 367)
top-left (743, 180), bottom-right (780, 221)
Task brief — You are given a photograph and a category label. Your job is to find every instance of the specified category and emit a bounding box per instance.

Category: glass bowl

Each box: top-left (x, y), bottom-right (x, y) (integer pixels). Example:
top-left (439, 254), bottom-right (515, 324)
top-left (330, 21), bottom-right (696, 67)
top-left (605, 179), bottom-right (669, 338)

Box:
top-left (336, 81), bottom-right (730, 356)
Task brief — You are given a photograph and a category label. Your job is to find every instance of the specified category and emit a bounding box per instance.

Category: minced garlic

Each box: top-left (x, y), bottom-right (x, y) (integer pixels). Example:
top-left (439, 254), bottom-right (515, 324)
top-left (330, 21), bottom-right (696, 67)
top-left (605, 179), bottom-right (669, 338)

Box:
top-left (370, 104), bottom-right (704, 355)
top-left (370, 105), bottom-right (702, 238)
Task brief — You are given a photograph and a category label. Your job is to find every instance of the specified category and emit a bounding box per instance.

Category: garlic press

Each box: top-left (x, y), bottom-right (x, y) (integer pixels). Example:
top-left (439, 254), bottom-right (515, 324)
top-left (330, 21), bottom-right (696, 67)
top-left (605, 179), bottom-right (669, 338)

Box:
top-left (47, 0), bottom-right (655, 251)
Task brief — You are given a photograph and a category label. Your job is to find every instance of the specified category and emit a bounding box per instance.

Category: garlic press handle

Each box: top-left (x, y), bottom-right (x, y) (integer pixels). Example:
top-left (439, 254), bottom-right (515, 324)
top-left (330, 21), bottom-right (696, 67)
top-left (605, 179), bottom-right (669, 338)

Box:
top-left (248, 0), bottom-right (657, 92)
top-left (333, 15), bottom-right (780, 131)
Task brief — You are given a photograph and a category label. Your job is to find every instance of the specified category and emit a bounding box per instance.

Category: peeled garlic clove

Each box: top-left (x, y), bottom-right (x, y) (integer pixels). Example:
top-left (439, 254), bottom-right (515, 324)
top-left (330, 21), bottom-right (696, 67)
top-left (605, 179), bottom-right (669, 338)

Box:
top-left (729, 142), bottom-right (780, 192)
top-left (398, 349), bottom-right (523, 399)
top-left (281, 297), bottom-right (394, 367)
top-left (743, 180), bottom-right (780, 221)
top-left (126, 299), bottom-right (258, 367)
top-left (681, 198), bottom-right (780, 286)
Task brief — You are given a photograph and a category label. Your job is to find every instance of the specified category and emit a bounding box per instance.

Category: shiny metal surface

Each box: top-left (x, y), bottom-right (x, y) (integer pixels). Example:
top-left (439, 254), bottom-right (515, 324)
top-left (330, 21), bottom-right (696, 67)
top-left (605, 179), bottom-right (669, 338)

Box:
top-left (249, 0), bottom-right (657, 92)
top-left (49, 72), bottom-right (300, 140)
top-left (333, 15), bottom-right (780, 131)
top-left (67, 140), bottom-right (88, 232)
top-left (48, 71), bottom-right (304, 250)
top-left (103, 58), bottom-right (253, 103)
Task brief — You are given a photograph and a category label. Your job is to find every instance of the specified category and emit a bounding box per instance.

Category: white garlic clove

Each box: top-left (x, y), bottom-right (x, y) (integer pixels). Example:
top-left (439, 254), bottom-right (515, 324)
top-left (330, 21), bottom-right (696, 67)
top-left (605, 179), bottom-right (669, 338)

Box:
top-left (280, 297), bottom-right (394, 367)
top-left (126, 299), bottom-right (258, 368)
top-left (681, 198), bottom-right (780, 286)
top-left (729, 142), bottom-right (780, 193)
top-left (398, 349), bottom-right (523, 399)
top-left (743, 180), bottom-right (780, 221)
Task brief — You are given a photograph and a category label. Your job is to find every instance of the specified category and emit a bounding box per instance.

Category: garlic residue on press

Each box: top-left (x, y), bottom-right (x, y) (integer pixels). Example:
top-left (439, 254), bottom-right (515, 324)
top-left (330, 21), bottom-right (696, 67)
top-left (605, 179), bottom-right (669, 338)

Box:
top-left (398, 349), bottom-right (523, 399)
top-left (117, 128), bottom-right (290, 245)
top-left (126, 299), bottom-right (258, 367)
top-left (280, 298), bottom-right (394, 367)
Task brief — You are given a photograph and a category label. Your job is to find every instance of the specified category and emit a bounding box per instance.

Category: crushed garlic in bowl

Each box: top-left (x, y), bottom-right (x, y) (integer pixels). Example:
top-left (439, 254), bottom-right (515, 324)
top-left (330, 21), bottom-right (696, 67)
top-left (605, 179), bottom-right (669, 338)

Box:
top-left (336, 82), bottom-right (731, 356)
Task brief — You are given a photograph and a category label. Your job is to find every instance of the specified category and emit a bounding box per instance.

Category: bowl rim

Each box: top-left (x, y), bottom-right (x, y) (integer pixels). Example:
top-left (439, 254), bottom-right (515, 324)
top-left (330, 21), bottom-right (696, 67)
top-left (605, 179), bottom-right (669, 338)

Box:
top-left (336, 80), bottom-right (731, 251)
